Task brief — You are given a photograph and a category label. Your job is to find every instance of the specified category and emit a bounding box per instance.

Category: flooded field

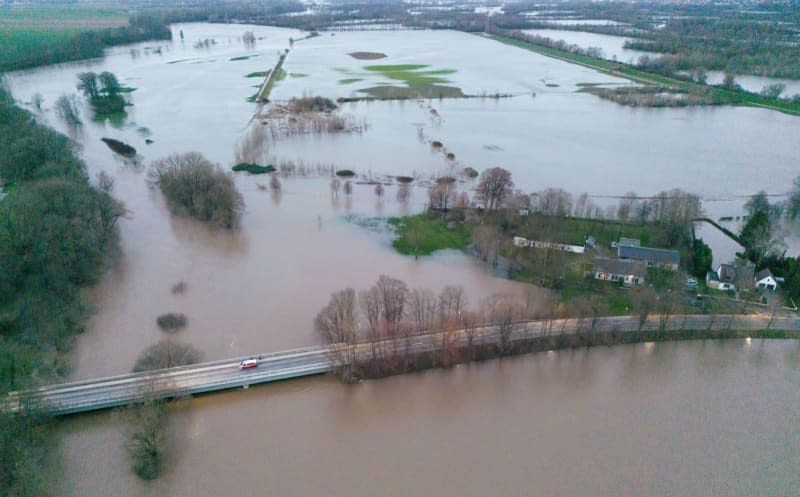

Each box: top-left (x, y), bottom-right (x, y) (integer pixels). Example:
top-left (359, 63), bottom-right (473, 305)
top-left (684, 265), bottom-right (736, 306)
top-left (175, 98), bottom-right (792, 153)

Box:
top-left (521, 28), bottom-right (655, 63)
top-left (5, 22), bottom-right (800, 496)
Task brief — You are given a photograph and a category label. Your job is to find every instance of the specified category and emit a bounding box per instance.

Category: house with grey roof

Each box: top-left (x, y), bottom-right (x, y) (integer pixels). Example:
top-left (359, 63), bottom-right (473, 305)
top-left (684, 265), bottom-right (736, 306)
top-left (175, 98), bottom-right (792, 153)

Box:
top-left (706, 263), bottom-right (755, 292)
top-left (755, 268), bottom-right (778, 290)
top-left (618, 244), bottom-right (680, 271)
top-left (593, 257), bottom-right (647, 285)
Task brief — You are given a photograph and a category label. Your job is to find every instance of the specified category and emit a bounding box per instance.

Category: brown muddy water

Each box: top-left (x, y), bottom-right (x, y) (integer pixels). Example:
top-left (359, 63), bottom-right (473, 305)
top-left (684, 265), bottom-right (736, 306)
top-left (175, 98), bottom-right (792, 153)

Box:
top-left (49, 340), bottom-right (799, 497)
top-left (5, 23), bottom-right (799, 496)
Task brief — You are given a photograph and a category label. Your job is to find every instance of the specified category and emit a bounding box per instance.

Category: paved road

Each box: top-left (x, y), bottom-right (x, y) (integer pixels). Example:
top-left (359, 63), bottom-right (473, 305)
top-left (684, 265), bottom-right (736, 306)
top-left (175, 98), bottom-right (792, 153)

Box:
top-left (5, 313), bottom-right (798, 416)
top-left (6, 346), bottom-right (330, 416)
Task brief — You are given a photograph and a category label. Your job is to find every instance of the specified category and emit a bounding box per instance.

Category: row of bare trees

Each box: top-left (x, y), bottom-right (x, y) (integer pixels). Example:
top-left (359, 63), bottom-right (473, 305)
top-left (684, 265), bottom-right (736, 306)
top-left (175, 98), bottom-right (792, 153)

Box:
top-left (315, 276), bottom-right (539, 380)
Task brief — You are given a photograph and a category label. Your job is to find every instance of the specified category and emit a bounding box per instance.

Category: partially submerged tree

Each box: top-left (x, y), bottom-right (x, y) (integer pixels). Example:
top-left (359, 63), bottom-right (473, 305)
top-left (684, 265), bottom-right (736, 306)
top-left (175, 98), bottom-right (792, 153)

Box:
top-left (476, 167), bottom-right (513, 210)
top-left (54, 94), bottom-right (81, 125)
top-left (148, 152), bottom-right (244, 228)
top-left (132, 339), bottom-right (203, 372)
top-left (315, 288), bottom-right (359, 380)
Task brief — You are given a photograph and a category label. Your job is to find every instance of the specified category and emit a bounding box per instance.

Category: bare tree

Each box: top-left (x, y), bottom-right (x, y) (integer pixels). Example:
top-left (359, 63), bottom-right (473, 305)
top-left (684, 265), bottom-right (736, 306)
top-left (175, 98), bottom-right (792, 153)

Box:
top-left (428, 182), bottom-right (456, 214)
top-left (359, 287), bottom-right (384, 364)
top-left (408, 288), bottom-right (438, 334)
top-left (374, 183), bottom-right (384, 199)
top-left (439, 285), bottom-right (466, 325)
top-left (330, 178), bottom-right (341, 197)
top-left (460, 309), bottom-right (481, 355)
top-left (396, 184), bottom-right (411, 205)
top-left (633, 286), bottom-right (658, 331)
top-left (132, 340), bottom-right (203, 373)
top-left (315, 288), bottom-right (359, 378)
top-left (343, 180), bottom-right (353, 195)
top-left (455, 191), bottom-right (470, 209)
top-left (473, 225), bottom-right (502, 266)
top-left (535, 188), bottom-right (573, 217)
top-left (76, 71), bottom-right (100, 99)
top-left (269, 174), bottom-right (282, 192)
top-left (475, 167), bottom-right (513, 210)
top-left (617, 191), bottom-right (638, 221)
top-left (242, 31), bottom-right (256, 47)
top-left (375, 275), bottom-right (407, 338)
top-left (55, 94), bottom-right (81, 125)
top-left (486, 294), bottom-right (524, 354)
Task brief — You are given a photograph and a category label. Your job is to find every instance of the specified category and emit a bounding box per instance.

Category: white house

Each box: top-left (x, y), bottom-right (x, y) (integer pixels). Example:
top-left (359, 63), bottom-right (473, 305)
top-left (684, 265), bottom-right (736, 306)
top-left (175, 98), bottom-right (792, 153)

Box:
top-left (755, 268), bottom-right (778, 290)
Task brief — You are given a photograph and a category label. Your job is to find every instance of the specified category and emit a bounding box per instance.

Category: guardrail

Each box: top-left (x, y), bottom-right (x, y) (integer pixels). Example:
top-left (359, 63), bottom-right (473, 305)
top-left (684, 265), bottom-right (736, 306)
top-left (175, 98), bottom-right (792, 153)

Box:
top-left (6, 314), bottom-right (799, 416)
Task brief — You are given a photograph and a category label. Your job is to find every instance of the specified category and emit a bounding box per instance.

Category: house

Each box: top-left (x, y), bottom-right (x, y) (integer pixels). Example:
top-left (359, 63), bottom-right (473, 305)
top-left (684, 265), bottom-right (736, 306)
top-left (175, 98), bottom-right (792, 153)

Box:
top-left (705, 264), bottom-right (755, 292)
top-left (706, 270), bottom-right (735, 291)
top-left (618, 245), bottom-right (680, 271)
top-left (755, 268), bottom-right (778, 290)
top-left (593, 257), bottom-right (647, 285)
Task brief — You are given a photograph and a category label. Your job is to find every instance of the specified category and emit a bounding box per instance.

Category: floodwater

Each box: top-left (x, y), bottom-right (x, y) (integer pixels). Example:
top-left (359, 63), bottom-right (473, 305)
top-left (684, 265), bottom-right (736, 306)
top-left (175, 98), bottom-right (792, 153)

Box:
top-left (48, 340), bottom-right (800, 497)
top-left (705, 70), bottom-right (800, 99)
top-left (5, 23), bottom-right (800, 496)
top-left (522, 28), bottom-right (655, 63)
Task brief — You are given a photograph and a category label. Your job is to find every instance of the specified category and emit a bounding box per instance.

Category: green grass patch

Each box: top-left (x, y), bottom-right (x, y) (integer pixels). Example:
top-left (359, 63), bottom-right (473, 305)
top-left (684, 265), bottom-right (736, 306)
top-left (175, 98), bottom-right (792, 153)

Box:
top-left (524, 216), bottom-right (663, 247)
top-left (364, 64), bottom-right (429, 72)
top-left (290, 72), bottom-right (309, 78)
top-left (388, 214), bottom-right (471, 256)
top-left (117, 86), bottom-right (136, 93)
top-left (274, 68), bottom-right (288, 81)
top-left (363, 64), bottom-right (458, 86)
top-left (358, 85), bottom-right (464, 99)
top-left (230, 54), bottom-right (259, 62)
top-left (245, 71), bottom-right (267, 78)
top-left (232, 163), bottom-right (275, 174)
top-left (167, 58), bottom-right (197, 64)
top-left (339, 78), bottom-right (364, 85)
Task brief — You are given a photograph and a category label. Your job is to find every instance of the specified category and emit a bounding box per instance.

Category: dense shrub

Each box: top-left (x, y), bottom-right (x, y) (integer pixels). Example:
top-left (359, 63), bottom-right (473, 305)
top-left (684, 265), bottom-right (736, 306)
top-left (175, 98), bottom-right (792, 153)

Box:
top-left (232, 162), bottom-right (276, 174)
top-left (132, 340), bottom-right (203, 373)
top-left (156, 313), bottom-right (187, 332)
top-left (335, 169), bottom-right (355, 177)
top-left (148, 152), bottom-right (245, 228)
top-left (101, 137), bottom-right (137, 157)
top-left (288, 96), bottom-right (337, 113)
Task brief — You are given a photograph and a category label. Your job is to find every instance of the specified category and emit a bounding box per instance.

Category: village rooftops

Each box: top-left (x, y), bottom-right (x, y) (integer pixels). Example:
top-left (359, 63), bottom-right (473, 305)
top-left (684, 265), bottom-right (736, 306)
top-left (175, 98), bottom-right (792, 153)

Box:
top-left (593, 257), bottom-right (647, 279)
top-left (618, 244), bottom-right (680, 268)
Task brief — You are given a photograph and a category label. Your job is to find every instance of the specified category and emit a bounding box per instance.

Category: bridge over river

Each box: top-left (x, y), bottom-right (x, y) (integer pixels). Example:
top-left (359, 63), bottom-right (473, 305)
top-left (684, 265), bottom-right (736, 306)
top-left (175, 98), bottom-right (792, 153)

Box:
top-left (5, 314), bottom-right (798, 416)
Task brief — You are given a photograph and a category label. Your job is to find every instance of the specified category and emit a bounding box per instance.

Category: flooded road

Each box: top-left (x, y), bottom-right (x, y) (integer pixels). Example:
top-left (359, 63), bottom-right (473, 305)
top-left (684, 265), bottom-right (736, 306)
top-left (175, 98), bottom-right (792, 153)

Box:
top-left (5, 23), bottom-right (800, 496)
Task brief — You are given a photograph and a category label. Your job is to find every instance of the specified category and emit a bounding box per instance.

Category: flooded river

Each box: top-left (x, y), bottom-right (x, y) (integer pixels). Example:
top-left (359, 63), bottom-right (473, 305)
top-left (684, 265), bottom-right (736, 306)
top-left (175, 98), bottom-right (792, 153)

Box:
top-left (49, 340), bottom-right (799, 497)
top-left (5, 23), bottom-right (799, 496)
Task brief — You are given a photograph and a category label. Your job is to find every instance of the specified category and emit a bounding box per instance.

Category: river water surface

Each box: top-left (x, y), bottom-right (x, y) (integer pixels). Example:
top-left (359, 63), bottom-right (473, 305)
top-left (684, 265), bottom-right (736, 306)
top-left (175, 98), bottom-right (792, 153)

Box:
top-left (5, 23), bottom-right (799, 496)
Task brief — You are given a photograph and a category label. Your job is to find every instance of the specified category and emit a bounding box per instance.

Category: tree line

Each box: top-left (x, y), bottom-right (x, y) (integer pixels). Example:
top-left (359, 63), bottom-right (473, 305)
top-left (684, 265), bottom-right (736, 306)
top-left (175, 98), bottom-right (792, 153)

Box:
top-left (0, 87), bottom-right (126, 495)
top-left (0, 14), bottom-right (171, 73)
